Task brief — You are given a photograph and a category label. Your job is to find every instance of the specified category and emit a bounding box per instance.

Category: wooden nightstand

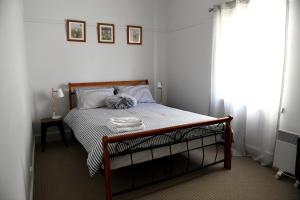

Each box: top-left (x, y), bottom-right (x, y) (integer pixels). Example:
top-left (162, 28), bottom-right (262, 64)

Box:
top-left (41, 117), bottom-right (68, 152)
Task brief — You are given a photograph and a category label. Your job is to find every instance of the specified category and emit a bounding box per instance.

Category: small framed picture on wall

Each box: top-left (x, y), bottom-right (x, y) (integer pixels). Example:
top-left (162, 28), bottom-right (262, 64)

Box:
top-left (66, 19), bottom-right (86, 42)
top-left (97, 23), bottom-right (115, 44)
top-left (127, 25), bottom-right (142, 45)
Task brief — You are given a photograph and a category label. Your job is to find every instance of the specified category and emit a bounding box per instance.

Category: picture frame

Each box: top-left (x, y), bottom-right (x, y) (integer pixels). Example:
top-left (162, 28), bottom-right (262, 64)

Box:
top-left (97, 23), bottom-right (115, 44)
top-left (66, 19), bottom-right (86, 42)
top-left (127, 25), bottom-right (142, 45)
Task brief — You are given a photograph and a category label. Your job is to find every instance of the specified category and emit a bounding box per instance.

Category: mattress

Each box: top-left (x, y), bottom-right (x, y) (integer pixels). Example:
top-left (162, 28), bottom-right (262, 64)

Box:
top-left (64, 103), bottom-right (221, 176)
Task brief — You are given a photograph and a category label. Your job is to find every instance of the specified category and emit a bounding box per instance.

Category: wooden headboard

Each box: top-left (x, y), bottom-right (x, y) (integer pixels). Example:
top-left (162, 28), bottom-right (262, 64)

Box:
top-left (68, 80), bottom-right (149, 110)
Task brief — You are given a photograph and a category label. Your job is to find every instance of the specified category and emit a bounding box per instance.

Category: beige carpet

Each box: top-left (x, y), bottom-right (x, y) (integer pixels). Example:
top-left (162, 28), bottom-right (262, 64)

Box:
top-left (34, 141), bottom-right (300, 200)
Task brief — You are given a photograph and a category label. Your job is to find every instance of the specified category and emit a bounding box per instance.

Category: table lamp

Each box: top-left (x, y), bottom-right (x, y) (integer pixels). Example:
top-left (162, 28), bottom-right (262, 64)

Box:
top-left (51, 88), bottom-right (64, 119)
top-left (157, 82), bottom-right (163, 104)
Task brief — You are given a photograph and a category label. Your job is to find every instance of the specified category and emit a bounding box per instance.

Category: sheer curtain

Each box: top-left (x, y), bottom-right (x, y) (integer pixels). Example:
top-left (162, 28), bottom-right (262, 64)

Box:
top-left (210, 0), bottom-right (287, 165)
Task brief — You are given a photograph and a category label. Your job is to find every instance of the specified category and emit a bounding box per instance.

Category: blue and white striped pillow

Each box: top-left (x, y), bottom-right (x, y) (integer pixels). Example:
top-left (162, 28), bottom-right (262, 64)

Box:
top-left (105, 94), bottom-right (137, 109)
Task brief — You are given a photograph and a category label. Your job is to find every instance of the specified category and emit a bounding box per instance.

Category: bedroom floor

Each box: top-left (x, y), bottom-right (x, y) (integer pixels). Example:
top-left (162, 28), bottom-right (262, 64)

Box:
top-left (34, 140), bottom-right (300, 200)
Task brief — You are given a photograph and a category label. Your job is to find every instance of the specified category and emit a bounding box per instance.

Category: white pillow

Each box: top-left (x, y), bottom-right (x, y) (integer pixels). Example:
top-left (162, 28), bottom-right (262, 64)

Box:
top-left (76, 88), bottom-right (114, 109)
top-left (117, 85), bottom-right (155, 103)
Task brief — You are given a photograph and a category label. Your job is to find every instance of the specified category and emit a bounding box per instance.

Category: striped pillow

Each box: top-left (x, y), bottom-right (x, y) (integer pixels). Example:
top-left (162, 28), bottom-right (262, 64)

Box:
top-left (105, 94), bottom-right (137, 109)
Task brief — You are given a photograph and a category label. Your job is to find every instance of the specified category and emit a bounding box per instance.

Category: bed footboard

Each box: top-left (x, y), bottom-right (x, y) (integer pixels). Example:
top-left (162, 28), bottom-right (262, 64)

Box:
top-left (102, 115), bottom-right (233, 200)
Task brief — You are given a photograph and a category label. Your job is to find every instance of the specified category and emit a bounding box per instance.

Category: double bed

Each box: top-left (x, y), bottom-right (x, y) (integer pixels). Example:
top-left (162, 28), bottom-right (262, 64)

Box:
top-left (65, 80), bottom-right (233, 200)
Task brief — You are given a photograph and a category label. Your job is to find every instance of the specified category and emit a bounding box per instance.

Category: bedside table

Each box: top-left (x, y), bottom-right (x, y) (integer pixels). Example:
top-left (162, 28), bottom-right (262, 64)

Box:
top-left (41, 117), bottom-right (68, 152)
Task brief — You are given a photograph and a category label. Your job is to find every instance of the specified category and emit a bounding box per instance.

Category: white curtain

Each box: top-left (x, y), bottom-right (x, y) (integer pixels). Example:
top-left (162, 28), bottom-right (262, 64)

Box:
top-left (210, 0), bottom-right (287, 165)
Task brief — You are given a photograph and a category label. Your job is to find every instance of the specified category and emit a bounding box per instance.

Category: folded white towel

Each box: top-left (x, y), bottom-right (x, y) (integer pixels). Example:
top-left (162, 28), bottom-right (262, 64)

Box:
top-left (107, 117), bottom-right (145, 133)
top-left (108, 121), bottom-right (144, 128)
top-left (107, 125), bottom-right (145, 133)
top-left (109, 117), bottom-right (142, 124)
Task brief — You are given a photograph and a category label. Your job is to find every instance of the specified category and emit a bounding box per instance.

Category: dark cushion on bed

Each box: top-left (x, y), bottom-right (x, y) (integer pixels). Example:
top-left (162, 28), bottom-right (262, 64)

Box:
top-left (105, 94), bottom-right (137, 109)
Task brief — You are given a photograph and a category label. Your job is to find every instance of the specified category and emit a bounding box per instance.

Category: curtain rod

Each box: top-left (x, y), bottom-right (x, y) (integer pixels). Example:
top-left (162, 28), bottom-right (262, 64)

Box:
top-left (208, 0), bottom-right (249, 12)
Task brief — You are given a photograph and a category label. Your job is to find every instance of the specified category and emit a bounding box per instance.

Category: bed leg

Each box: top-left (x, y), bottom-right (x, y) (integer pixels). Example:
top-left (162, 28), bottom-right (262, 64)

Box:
top-left (224, 116), bottom-right (233, 169)
top-left (103, 136), bottom-right (112, 200)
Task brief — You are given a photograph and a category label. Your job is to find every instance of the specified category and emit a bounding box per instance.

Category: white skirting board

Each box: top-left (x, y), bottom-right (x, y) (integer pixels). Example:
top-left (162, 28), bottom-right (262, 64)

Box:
top-left (29, 138), bottom-right (35, 200)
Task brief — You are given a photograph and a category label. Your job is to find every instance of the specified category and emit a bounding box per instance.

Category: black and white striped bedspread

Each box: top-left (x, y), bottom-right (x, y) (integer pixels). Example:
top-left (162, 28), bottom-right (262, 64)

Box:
top-left (64, 103), bottom-right (215, 176)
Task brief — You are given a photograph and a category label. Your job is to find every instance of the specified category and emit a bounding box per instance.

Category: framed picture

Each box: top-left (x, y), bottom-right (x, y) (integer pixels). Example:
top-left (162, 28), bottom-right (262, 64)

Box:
top-left (97, 23), bottom-right (115, 44)
top-left (127, 25), bottom-right (142, 45)
top-left (66, 19), bottom-right (86, 42)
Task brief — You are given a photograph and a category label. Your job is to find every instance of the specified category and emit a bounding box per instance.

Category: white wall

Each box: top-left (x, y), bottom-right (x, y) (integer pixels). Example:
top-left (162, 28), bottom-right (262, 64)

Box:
top-left (24, 0), bottom-right (168, 133)
top-left (24, 0), bottom-right (228, 135)
top-left (165, 0), bottom-right (215, 115)
top-left (0, 0), bottom-right (33, 199)
top-left (279, 0), bottom-right (300, 134)
top-left (153, 0), bottom-right (168, 104)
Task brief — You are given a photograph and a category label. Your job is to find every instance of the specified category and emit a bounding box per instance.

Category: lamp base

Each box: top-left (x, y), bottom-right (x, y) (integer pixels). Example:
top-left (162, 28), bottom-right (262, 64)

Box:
top-left (52, 115), bottom-right (62, 119)
top-left (52, 112), bottom-right (61, 119)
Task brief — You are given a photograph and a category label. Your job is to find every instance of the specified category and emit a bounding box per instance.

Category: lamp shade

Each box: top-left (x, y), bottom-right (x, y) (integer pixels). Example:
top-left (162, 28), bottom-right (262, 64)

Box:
top-left (157, 82), bottom-right (162, 89)
top-left (56, 88), bottom-right (64, 98)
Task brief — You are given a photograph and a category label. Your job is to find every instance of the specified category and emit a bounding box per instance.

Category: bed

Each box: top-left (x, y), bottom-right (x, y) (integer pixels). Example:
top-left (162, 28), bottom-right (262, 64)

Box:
top-left (65, 80), bottom-right (233, 200)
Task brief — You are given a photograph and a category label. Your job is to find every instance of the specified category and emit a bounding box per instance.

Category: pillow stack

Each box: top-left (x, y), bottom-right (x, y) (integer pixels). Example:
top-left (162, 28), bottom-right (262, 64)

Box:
top-left (75, 85), bottom-right (155, 110)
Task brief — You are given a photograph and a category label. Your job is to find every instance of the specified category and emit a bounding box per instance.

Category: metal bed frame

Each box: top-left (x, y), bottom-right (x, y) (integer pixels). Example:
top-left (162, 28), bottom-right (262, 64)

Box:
top-left (68, 80), bottom-right (233, 200)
